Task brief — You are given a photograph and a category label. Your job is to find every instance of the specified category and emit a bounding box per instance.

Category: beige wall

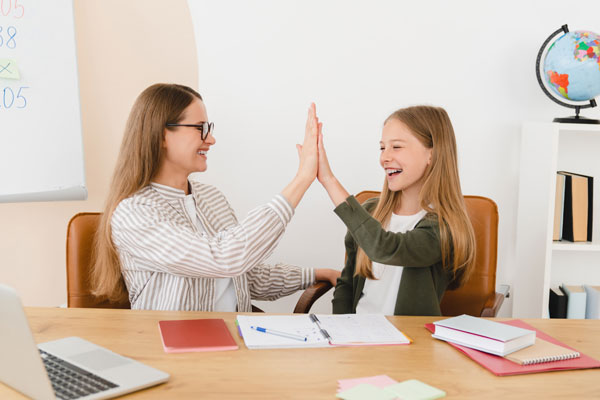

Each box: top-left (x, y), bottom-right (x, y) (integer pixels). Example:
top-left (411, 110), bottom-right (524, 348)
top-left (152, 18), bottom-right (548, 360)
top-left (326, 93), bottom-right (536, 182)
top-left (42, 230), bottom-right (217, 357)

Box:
top-left (0, 0), bottom-right (198, 306)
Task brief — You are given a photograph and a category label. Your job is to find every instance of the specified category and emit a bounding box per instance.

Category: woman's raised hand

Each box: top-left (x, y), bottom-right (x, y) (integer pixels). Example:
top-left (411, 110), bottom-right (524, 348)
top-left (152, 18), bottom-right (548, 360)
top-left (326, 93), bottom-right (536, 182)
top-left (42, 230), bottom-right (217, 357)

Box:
top-left (281, 103), bottom-right (320, 208)
top-left (295, 103), bottom-right (320, 182)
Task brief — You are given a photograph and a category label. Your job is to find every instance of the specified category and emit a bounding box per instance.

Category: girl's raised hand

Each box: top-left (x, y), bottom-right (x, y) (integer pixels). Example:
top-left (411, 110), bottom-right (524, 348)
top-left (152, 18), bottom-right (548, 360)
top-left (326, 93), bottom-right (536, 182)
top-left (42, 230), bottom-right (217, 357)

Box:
top-left (315, 117), bottom-right (350, 207)
top-left (317, 128), bottom-right (335, 185)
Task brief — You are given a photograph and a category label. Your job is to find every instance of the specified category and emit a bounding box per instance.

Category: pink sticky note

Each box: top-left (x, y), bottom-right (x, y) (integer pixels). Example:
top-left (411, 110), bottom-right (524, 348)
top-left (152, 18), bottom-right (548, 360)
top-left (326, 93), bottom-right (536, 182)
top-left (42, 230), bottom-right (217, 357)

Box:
top-left (337, 375), bottom-right (398, 392)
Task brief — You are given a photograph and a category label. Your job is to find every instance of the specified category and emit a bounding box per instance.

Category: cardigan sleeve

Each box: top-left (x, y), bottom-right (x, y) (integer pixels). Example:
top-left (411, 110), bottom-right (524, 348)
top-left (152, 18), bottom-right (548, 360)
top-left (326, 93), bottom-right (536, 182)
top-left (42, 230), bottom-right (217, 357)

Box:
top-left (111, 194), bottom-right (294, 278)
top-left (333, 195), bottom-right (442, 268)
top-left (246, 263), bottom-right (315, 301)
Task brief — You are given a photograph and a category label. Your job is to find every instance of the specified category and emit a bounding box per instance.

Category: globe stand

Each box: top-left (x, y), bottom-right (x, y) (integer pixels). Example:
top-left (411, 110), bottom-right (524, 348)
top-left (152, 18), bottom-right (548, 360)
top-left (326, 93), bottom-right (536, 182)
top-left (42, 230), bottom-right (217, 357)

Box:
top-left (536, 24), bottom-right (600, 125)
top-left (553, 100), bottom-right (600, 124)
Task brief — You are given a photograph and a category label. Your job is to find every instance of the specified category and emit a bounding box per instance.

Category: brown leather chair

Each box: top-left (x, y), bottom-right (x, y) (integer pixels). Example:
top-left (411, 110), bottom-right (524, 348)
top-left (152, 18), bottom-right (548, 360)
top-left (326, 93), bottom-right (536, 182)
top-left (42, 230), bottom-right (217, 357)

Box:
top-left (354, 191), bottom-right (503, 317)
top-left (66, 212), bottom-right (130, 309)
top-left (66, 212), bottom-right (332, 312)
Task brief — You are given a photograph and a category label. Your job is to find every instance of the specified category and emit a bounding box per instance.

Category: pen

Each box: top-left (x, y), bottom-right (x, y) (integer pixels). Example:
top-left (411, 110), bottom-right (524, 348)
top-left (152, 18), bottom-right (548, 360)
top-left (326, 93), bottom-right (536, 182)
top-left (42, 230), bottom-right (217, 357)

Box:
top-left (250, 326), bottom-right (307, 342)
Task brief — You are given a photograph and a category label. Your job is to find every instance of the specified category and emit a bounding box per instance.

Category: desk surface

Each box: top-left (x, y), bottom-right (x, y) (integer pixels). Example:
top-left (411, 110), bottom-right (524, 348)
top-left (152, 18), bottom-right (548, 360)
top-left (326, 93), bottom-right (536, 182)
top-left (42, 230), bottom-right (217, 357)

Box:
top-left (2, 308), bottom-right (599, 399)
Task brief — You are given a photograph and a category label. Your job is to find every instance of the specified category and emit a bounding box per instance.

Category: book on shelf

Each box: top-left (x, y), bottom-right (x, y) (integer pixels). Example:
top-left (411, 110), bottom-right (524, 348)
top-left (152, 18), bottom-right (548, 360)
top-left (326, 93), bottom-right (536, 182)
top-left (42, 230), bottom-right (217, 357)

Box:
top-left (431, 314), bottom-right (535, 357)
top-left (584, 285), bottom-right (600, 319)
top-left (553, 173), bottom-right (566, 241)
top-left (560, 284), bottom-right (587, 319)
top-left (557, 171), bottom-right (593, 242)
top-left (548, 286), bottom-right (568, 318)
top-left (157, 318), bottom-right (238, 353)
top-left (236, 314), bottom-right (411, 349)
top-left (504, 337), bottom-right (580, 366)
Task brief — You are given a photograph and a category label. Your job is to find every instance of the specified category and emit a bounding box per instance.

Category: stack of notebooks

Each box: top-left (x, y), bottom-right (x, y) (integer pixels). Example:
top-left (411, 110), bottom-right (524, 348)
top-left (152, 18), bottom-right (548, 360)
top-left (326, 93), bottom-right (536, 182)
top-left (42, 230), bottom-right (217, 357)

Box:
top-left (427, 314), bottom-right (600, 375)
top-left (553, 171), bottom-right (593, 242)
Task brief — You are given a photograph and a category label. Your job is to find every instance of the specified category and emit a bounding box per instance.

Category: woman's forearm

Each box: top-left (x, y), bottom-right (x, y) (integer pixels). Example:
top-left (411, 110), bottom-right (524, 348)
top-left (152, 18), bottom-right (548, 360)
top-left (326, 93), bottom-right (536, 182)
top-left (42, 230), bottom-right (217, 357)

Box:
top-left (281, 174), bottom-right (313, 209)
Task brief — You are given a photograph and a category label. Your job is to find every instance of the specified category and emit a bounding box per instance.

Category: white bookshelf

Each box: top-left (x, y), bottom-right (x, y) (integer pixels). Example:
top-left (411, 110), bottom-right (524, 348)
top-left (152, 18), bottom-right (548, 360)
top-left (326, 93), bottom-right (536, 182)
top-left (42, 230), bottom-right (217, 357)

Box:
top-left (513, 122), bottom-right (600, 318)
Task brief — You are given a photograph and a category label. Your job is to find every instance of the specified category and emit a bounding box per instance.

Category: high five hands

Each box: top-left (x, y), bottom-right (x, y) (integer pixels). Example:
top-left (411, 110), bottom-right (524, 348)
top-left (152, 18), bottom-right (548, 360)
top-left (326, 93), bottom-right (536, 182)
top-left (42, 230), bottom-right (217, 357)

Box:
top-left (298, 103), bottom-right (349, 206)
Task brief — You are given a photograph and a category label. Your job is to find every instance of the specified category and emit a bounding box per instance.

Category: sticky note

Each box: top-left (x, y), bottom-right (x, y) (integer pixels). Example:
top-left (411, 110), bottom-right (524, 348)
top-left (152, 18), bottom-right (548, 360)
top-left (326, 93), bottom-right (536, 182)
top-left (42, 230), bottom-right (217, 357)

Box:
top-left (336, 383), bottom-right (398, 400)
top-left (0, 59), bottom-right (20, 80)
top-left (338, 375), bottom-right (398, 392)
top-left (385, 379), bottom-right (446, 400)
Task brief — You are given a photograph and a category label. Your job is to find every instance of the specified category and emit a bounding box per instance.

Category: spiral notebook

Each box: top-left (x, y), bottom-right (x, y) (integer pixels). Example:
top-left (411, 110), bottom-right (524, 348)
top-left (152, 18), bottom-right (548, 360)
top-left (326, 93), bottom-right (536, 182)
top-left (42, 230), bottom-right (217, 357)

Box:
top-left (236, 314), bottom-right (411, 349)
top-left (504, 338), bottom-right (580, 365)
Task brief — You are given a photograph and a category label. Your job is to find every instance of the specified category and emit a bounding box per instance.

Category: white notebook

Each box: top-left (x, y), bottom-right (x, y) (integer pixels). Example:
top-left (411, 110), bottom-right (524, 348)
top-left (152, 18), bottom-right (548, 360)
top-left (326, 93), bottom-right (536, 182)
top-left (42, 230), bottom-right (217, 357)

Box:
top-left (432, 314), bottom-right (536, 356)
top-left (236, 314), bottom-right (411, 349)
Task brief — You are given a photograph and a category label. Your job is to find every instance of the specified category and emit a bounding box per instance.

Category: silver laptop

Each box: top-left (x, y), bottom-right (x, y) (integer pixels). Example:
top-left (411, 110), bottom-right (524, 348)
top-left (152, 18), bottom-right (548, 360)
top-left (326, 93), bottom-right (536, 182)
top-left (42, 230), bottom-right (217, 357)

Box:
top-left (0, 284), bottom-right (169, 399)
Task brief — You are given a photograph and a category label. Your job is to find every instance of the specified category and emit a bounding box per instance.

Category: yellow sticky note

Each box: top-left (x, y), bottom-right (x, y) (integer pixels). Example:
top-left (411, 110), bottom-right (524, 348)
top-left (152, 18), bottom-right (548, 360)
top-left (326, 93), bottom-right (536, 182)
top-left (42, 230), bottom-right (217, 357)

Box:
top-left (0, 59), bottom-right (20, 80)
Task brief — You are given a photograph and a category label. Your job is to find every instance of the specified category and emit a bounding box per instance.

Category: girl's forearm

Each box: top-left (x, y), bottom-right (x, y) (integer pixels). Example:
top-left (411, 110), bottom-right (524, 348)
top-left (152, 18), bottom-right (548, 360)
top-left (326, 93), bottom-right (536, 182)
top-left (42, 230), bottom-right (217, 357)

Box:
top-left (321, 176), bottom-right (350, 207)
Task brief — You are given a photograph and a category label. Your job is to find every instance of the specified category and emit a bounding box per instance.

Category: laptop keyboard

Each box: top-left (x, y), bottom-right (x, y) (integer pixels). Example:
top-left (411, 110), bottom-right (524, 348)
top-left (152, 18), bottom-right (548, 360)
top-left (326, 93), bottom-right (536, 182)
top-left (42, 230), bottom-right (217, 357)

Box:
top-left (40, 349), bottom-right (119, 400)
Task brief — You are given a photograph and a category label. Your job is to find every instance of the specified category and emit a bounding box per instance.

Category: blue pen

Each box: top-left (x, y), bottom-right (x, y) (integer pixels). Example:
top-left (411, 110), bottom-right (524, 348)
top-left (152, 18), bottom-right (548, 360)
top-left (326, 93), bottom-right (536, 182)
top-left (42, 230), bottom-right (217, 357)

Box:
top-left (250, 325), bottom-right (307, 342)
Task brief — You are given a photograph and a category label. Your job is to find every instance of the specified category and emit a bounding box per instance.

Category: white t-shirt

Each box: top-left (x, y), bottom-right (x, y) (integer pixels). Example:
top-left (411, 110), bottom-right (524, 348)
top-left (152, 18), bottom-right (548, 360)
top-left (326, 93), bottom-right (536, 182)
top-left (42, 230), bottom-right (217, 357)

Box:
top-left (356, 209), bottom-right (428, 316)
top-left (184, 194), bottom-right (237, 312)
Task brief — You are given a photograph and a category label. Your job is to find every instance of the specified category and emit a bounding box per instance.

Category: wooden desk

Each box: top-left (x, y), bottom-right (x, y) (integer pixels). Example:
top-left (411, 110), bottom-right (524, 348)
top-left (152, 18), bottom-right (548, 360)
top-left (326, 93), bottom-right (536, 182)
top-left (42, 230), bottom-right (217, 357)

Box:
top-left (2, 308), bottom-right (599, 399)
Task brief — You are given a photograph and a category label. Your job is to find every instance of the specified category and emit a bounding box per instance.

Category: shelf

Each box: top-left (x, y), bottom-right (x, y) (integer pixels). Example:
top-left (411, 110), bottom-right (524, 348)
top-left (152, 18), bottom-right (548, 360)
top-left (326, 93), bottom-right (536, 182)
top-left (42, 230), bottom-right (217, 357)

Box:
top-left (556, 123), bottom-right (600, 133)
top-left (552, 242), bottom-right (600, 252)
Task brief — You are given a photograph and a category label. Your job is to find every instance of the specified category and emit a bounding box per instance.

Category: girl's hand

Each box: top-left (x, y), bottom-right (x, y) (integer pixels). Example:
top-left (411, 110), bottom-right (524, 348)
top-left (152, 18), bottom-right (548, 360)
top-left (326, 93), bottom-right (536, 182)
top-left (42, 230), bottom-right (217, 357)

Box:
top-left (315, 268), bottom-right (341, 287)
top-left (295, 103), bottom-right (320, 182)
top-left (317, 130), bottom-right (335, 185)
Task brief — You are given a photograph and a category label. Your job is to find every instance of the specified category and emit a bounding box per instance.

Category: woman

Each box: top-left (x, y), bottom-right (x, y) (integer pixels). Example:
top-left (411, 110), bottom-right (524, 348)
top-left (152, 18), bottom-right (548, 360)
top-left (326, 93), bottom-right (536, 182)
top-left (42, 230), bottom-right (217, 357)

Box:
top-left (91, 83), bottom-right (339, 311)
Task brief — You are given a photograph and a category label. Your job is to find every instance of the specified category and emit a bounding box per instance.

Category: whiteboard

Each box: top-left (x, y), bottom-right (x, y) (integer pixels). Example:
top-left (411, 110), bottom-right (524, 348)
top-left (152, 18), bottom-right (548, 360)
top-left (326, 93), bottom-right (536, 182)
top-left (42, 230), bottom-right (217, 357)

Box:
top-left (0, 0), bottom-right (86, 203)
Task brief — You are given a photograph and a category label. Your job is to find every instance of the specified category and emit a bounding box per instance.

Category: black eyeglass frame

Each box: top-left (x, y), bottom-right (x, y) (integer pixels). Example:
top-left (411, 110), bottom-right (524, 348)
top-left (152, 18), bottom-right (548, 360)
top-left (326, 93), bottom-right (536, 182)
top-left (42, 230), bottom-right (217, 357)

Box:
top-left (165, 122), bottom-right (214, 140)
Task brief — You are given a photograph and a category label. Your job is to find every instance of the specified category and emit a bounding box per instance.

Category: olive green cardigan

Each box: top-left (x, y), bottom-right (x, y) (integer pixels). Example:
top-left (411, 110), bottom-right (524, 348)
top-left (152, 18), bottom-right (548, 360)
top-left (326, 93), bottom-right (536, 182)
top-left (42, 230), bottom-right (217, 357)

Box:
top-left (332, 195), bottom-right (454, 316)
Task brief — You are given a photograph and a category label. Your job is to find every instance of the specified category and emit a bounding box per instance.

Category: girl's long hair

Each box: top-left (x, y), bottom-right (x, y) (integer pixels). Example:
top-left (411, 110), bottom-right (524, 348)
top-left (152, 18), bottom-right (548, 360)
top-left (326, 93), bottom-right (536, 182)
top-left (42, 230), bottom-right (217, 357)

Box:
top-left (355, 106), bottom-right (476, 288)
top-left (91, 83), bottom-right (202, 302)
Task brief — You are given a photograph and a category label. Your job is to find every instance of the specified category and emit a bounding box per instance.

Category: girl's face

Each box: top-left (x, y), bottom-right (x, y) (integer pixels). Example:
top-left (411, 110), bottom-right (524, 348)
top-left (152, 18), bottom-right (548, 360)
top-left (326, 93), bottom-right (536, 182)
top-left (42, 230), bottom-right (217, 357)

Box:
top-left (379, 118), bottom-right (432, 194)
top-left (161, 99), bottom-right (216, 177)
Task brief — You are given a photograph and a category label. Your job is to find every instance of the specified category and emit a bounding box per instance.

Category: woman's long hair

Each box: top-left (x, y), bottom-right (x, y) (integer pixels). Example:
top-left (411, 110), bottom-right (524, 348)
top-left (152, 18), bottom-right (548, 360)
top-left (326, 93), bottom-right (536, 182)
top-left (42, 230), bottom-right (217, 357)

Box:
top-left (91, 83), bottom-right (203, 302)
top-left (355, 106), bottom-right (476, 288)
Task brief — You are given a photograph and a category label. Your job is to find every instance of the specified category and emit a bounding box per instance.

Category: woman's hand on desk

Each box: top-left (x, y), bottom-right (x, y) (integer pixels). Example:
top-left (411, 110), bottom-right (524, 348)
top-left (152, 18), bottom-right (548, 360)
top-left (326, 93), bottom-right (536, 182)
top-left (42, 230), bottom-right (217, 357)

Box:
top-left (315, 268), bottom-right (341, 286)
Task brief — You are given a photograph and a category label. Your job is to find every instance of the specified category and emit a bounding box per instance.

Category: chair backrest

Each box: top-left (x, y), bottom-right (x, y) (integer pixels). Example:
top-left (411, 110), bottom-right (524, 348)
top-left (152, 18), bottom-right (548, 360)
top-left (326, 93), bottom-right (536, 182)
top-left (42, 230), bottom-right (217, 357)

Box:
top-left (353, 191), bottom-right (499, 317)
top-left (66, 212), bottom-right (130, 309)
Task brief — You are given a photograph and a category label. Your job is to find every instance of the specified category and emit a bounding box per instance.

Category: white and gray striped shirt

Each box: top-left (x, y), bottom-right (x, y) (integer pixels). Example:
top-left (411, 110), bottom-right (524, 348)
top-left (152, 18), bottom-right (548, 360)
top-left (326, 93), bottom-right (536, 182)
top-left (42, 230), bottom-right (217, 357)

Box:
top-left (111, 179), bottom-right (315, 311)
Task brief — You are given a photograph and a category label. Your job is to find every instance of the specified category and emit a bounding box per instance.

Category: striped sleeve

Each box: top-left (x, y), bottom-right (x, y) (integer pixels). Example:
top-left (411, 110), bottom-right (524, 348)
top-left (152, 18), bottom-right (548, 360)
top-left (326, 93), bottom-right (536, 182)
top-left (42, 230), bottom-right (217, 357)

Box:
top-left (111, 194), bottom-right (295, 278)
top-left (246, 263), bottom-right (315, 301)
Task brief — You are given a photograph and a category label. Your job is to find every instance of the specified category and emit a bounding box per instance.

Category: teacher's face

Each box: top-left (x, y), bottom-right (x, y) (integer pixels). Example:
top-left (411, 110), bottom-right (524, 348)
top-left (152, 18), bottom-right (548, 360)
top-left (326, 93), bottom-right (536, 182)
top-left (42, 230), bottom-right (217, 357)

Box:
top-left (161, 99), bottom-right (216, 176)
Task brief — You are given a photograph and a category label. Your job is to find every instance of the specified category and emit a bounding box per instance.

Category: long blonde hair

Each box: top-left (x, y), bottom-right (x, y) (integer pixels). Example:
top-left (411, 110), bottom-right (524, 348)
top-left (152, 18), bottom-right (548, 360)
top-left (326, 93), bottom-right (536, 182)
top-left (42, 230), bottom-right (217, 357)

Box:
top-left (355, 106), bottom-right (475, 288)
top-left (91, 83), bottom-right (203, 302)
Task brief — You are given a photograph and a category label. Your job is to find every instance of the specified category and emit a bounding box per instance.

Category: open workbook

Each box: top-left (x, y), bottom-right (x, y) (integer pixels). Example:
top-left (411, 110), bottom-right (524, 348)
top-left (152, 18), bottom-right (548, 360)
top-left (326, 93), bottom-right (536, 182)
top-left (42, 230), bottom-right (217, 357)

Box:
top-left (236, 314), bottom-right (411, 349)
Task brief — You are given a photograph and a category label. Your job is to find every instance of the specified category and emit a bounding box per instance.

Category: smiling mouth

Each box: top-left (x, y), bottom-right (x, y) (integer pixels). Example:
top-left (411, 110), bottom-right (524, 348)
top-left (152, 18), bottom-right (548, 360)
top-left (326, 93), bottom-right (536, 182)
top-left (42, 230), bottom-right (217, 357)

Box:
top-left (197, 151), bottom-right (207, 156)
top-left (386, 168), bottom-right (402, 176)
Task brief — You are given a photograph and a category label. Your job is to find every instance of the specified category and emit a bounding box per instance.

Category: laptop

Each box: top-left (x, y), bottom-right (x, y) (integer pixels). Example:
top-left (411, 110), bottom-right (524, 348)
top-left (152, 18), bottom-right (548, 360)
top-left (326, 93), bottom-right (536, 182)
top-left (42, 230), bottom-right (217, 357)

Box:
top-left (0, 284), bottom-right (169, 399)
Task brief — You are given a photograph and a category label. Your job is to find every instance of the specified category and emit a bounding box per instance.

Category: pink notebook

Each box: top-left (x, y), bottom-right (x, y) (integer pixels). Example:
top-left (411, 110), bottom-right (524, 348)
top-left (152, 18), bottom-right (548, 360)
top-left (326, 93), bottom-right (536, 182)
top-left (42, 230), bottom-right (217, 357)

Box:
top-left (158, 319), bottom-right (239, 353)
top-left (425, 319), bottom-right (600, 376)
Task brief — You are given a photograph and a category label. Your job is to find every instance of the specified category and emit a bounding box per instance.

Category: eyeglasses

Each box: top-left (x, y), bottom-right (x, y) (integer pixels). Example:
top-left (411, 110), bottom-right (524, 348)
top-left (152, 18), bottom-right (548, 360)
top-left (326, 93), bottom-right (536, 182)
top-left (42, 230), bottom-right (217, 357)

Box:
top-left (165, 122), bottom-right (214, 141)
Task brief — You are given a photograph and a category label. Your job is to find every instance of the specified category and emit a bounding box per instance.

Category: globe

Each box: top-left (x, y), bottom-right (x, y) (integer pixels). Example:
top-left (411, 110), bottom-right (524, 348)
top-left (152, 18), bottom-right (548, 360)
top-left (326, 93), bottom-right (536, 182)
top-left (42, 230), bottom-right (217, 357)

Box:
top-left (536, 25), bottom-right (600, 124)
top-left (544, 30), bottom-right (600, 101)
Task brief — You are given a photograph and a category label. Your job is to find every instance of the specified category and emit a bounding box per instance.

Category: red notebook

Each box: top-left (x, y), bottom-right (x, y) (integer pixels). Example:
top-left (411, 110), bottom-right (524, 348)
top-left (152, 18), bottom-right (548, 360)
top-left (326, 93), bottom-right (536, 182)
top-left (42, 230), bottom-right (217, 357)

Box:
top-left (425, 319), bottom-right (600, 376)
top-left (158, 319), bottom-right (239, 353)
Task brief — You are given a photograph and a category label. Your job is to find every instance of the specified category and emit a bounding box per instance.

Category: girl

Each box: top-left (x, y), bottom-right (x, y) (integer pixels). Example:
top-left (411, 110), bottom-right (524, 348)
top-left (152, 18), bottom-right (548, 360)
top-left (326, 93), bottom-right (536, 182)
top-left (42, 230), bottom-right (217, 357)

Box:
top-left (317, 105), bottom-right (475, 316)
top-left (91, 83), bottom-right (339, 311)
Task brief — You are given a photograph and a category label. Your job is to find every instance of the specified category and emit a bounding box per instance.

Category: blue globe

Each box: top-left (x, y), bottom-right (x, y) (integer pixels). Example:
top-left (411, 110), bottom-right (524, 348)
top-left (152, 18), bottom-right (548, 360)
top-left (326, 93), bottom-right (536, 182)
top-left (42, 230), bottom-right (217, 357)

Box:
top-left (543, 30), bottom-right (600, 102)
